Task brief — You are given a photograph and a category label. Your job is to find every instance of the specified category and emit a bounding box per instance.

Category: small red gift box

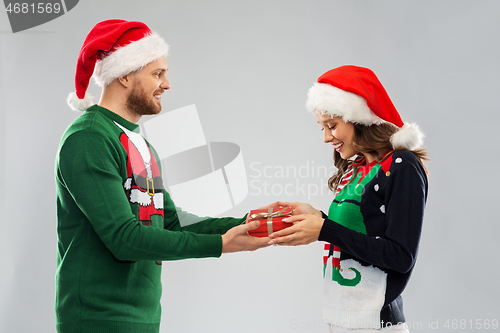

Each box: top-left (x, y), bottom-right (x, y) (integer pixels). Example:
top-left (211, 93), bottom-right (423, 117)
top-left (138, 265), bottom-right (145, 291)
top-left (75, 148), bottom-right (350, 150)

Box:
top-left (246, 207), bottom-right (293, 237)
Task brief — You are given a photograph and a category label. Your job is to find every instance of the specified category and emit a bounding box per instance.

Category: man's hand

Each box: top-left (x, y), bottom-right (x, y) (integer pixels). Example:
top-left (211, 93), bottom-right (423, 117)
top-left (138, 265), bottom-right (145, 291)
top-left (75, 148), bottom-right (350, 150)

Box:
top-left (268, 214), bottom-right (324, 246)
top-left (221, 220), bottom-right (271, 253)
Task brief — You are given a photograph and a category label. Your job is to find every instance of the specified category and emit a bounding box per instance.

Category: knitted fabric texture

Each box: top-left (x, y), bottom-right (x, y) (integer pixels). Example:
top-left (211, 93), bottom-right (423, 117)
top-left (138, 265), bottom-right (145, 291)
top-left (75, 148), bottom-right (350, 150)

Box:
top-left (319, 151), bottom-right (428, 329)
top-left (55, 105), bottom-right (243, 332)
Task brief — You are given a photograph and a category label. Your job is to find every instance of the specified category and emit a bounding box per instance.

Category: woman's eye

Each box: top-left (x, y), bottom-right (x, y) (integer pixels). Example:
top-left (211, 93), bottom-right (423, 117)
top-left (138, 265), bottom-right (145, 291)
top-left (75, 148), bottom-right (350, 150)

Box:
top-left (321, 125), bottom-right (335, 131)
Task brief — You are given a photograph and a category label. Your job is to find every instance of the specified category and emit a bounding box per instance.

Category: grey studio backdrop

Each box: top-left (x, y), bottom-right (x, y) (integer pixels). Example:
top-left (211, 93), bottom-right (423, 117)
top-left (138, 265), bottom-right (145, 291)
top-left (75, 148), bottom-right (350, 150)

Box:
top-left (1, 1), bottom-right (499, 332)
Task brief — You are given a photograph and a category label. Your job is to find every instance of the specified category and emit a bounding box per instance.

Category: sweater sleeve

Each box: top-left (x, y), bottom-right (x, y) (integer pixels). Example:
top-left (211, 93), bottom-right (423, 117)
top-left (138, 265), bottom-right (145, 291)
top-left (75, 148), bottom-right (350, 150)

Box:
top-left (58, 130), bottom-right (226, 261)
top-left (318, 161), bottom-right (428, 273)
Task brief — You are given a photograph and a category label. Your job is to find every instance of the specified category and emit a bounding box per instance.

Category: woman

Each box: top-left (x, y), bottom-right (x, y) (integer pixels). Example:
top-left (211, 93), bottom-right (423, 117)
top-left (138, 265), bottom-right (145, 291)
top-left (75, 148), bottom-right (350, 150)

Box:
top-left (268, 66), bottom-right (428, 332)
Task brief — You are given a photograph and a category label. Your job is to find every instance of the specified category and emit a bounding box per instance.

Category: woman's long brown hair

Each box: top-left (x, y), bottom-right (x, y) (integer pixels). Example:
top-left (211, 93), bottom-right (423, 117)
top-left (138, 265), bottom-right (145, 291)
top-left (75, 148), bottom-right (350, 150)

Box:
top-left (328, 122), bottom-right (429, 192)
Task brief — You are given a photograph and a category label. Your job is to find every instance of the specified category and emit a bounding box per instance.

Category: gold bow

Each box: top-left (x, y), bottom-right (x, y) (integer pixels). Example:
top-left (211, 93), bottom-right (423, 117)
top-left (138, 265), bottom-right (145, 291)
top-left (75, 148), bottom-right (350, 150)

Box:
top-left (250, 207), bottom-right (293, 235)
top-left (250, 207), bottom-right (293, 221)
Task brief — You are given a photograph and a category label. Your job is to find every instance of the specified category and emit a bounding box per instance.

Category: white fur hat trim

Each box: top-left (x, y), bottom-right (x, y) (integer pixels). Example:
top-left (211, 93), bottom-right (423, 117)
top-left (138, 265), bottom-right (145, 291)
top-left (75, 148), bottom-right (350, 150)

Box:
top-left (93, 32), bottom-right (169, 87)
top-left (306, 82), bottom-right (384, 125)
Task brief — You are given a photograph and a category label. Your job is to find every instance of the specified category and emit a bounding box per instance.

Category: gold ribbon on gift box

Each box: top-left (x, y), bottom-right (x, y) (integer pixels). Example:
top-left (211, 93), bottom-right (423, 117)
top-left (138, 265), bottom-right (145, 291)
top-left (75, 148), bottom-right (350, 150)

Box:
top-left (250, 207), bottom-right (293, 235)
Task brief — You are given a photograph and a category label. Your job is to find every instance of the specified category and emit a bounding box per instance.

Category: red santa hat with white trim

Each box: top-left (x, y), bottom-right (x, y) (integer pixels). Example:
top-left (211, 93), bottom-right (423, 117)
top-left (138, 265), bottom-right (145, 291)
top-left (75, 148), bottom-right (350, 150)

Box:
top-left (306, 65), bottom-right (424, 151)
top-left (67, 19), bottom-right (169, 111)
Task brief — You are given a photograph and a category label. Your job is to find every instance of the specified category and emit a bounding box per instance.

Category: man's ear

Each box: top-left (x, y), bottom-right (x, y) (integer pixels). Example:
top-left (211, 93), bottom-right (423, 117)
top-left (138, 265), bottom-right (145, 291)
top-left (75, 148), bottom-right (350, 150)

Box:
top-left (118, 74), bottom-right (133, 88)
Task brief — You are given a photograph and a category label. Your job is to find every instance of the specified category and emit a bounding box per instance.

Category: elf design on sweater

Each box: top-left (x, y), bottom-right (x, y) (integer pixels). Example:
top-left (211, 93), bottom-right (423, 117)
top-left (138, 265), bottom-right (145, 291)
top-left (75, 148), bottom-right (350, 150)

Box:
top-left (319, 151), bottom-right (428, 330)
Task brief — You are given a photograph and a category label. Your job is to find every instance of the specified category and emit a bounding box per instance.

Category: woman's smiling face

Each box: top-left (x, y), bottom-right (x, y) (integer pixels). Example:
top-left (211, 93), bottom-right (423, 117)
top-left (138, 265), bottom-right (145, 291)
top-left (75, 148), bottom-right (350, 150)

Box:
top-left (315, 112), bottom-right (358, 160)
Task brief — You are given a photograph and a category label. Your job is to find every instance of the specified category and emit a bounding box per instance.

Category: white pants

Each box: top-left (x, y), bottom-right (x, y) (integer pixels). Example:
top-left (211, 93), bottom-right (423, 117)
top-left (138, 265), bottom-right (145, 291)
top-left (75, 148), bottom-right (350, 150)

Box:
top-left (328, 323), bottom-right (410, 333)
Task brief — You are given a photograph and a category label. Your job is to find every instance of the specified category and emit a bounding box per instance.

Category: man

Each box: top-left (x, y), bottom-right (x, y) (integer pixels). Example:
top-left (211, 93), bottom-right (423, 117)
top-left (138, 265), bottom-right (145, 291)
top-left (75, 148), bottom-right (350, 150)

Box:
top-left (55, 19), bottom-right (269, 333)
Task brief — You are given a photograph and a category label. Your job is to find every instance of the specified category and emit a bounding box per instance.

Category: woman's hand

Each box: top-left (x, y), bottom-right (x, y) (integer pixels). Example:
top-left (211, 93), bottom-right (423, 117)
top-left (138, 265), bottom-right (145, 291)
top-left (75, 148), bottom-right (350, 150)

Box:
top-left (276, 201), bottom-right (322, 218)
top-left (268, 214), bottom-right (324, 246)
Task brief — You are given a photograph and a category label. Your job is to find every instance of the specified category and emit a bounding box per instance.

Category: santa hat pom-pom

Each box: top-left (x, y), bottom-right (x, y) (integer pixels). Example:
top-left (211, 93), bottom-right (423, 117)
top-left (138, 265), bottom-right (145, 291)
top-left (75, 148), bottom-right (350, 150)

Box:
top-left (390, 122), bottom-right (424, 150)
top-left (66, 92), bottom-right (94, 111)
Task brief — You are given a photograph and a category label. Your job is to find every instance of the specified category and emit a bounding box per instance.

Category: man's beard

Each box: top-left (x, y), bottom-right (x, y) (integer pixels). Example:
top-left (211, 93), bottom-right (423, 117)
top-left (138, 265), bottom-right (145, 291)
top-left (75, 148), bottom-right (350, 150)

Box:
top-left (125, 81), bottom-right (162, 116)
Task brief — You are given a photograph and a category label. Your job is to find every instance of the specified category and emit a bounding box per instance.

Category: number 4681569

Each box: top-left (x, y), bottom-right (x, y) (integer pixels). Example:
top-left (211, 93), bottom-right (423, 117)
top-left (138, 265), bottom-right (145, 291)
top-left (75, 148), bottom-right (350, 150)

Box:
top-left (5, 2), bottom-right (61, 14)
top-left (444, 319), bottom-right (498, 330)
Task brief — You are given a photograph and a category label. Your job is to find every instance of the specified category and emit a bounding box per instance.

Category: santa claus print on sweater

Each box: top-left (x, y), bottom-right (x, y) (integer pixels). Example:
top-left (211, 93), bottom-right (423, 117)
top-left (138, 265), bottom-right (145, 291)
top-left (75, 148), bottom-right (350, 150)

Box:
top-left (114, 122), bottom-right (164, 264)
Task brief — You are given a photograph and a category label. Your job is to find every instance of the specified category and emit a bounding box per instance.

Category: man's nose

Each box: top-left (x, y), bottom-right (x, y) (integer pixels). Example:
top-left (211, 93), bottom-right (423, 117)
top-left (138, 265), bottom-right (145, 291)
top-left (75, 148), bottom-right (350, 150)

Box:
top-left (161, 77), bottom-right (170, 90)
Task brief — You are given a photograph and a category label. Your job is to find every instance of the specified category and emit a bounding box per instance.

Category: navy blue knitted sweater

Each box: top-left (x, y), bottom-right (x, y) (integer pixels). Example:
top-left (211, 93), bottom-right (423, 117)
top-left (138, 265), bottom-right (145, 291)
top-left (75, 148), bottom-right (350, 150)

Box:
top-left (319, 150), bottom-right (428, 329)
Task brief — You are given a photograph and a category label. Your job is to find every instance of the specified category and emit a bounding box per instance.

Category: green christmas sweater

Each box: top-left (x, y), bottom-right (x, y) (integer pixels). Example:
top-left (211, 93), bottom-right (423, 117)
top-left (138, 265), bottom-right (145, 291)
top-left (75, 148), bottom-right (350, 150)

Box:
top-left (319, 151), bottom-right (428, 329)
top-left (55, 105), bottom-right (244, 333)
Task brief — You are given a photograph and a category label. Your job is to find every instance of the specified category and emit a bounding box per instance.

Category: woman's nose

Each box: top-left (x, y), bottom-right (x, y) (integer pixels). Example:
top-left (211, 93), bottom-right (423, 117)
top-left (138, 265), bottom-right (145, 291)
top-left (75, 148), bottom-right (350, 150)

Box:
top-left (323, 129), bottom-right (333, 143)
